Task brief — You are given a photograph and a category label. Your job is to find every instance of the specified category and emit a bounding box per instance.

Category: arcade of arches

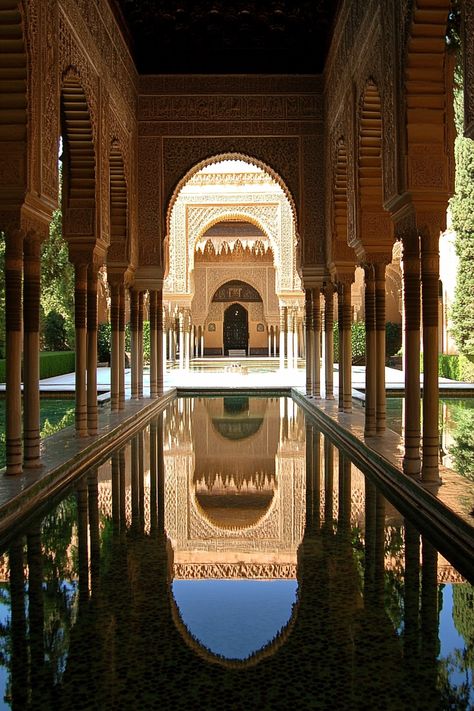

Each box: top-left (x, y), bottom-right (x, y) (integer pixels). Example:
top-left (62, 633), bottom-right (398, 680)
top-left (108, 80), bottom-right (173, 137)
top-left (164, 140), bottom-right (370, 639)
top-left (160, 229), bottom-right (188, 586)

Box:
top-left (1, 0), bottom-right (474, 488)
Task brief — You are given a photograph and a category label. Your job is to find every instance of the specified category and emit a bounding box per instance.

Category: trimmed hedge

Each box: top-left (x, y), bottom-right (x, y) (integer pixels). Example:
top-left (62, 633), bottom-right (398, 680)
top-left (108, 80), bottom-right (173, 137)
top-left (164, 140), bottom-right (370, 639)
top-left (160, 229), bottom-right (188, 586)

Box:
top-left (0, 351), bottom-right (75, 383)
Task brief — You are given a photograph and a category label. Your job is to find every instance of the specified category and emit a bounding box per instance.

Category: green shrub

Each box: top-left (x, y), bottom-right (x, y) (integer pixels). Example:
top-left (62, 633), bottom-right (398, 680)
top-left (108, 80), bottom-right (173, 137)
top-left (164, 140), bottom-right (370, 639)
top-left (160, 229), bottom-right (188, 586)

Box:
top-left (39, 351), bottom-right (75, 379)
top-left (43, 310), bottom-right (68, 351)
top-left (333, 321), bottom-right (366, 364)
top-left (459, 354), bottom-right (474, 383)
top-left (438, 354), bottom-right (460, 380)
top-left (97, 322), bottom-right (111, 363)
top-left (124, 322), bottom-right (150, 364)
top-left (386, 322), bottom-right (402, 358)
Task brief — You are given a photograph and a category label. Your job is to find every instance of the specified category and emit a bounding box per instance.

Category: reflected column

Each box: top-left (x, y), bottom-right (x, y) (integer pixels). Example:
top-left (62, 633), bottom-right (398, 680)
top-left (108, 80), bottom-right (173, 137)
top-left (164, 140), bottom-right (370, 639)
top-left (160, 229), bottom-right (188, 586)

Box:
top-left (150, 418), bottom-right (158, 534)
top-left (88, 468), bottom-right (100, 596)
top-left (403, 520), bottom-right (420, 668)
top-left (76, 476), bottom-right (89, 608)
top-left (337, 452), bottom-right (352, 536)
top-left (131, 434), bottom-right (140, 532)
top-left (9, 539), bottom-right (28, 711)
top-left (27, 523), bottom-right (45, 702)
top-left (421, 538), bottom-right (439, 690)
top-left (119, 446), bottom-right (127, 531)
top-left (112, 451), bottom-right (121, 531)
top-left (364, 478), bottom-right (376, 607)
top-left (157, 415), bottom-right (165, 534)
top-left (323, 436), bottom-right (334, 531)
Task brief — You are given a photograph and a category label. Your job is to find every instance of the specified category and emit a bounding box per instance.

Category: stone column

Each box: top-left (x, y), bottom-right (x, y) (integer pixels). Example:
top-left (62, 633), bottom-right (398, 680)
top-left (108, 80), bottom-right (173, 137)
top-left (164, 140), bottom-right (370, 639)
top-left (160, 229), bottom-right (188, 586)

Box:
top-left (279, 306), bottom-right (286, 369)
top-left (268, 328), bottom-right (272, 358)
top-left (184, 312), bottom-right (191, 370)
top-left (273, 327), bottom-right (277, 358)
top-left (340, 278), bottom-right (353, 413)
top-left (130, 289), bottom-right (139, 399)
top-left (110, 281), bottom-right (120, 411)
top-left (286, 307), bottom-right (294, 368)
top-left (421, 227), bottom-right (441, 482)
top-left (5, 229), bottom-right (24, 474)
top-left (23, 232), bottom-right (42, 467)
top-left (402, 233), bottom-right (421, 475)
top-left (324, 284), bottom-right (334, 400)
top-left (312, 287), bottom-right (321, 397)
top-left (119, 284), bottom-right (126, 409)
top-left (200, 326), bottom-right (204, 357)
top-left (149, 290), bottom-right (158, 397)
top-left (337, 283), bottom-right (344, 411)
top-left (74, 263), bottom-right (88, 437)
top-left (137, 291), bottom-right (144, 398)
top-left (157, 290), bottom-right (164, 393)
top-left (364, 264), bottom-right (377, 436)
top-left (293, 313), bottom-right (299, 368)
top-left (87, 263), bottom-right (99, 435)
top-left (305, 289), bottom-right (313, 394)
top-left (375, 261), bottom-right (387, 433)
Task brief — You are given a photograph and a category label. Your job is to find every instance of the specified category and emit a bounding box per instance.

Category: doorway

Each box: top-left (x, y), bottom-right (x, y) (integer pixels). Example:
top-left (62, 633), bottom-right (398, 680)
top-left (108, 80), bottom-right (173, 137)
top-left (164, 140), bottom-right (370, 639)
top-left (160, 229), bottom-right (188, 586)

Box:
top-left (223, 303), bottom-right (248, 355)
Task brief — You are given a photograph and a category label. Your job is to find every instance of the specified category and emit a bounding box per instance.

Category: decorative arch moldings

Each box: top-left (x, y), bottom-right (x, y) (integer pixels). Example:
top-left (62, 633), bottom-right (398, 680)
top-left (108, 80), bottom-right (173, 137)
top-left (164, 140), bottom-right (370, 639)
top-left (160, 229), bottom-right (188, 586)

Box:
top-left (166, 152), bottom-right (298, 237)
top-left (107, 142), bottom-right (129, 265)
top-left (0, 0), bottom-right (28, 224)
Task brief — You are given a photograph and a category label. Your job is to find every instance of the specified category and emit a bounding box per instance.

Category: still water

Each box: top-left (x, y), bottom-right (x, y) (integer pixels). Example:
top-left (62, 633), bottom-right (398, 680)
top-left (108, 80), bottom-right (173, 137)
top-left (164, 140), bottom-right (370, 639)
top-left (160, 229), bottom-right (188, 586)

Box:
top-left (0, 395), bottom-right (472, 710)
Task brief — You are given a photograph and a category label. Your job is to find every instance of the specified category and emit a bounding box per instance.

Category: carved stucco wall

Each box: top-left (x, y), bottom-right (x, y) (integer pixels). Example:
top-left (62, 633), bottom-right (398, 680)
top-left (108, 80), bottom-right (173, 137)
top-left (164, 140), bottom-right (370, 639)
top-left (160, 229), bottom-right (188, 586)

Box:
top-left (165, 190), bottom-right (301, 297)
top-left (138, 75), bottom-right (325, 271)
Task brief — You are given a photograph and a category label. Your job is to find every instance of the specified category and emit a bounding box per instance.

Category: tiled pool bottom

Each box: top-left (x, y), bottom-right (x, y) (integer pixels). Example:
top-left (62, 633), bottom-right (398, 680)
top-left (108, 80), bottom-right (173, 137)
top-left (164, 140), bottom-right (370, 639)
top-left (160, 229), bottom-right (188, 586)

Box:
top-left (0, 395), bottom-right (472, 710)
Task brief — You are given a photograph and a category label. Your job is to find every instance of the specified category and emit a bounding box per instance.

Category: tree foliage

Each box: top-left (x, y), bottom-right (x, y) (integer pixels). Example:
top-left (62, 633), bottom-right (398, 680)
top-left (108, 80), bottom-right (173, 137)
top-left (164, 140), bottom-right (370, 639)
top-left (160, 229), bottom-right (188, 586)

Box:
top-left (450, 62), bottom-right (474, 361)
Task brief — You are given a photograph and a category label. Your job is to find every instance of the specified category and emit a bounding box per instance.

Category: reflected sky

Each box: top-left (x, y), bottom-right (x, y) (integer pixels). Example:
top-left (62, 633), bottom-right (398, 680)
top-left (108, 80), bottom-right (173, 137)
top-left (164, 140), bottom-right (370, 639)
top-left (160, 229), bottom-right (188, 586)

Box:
top-left (172, 580), bottom-right (298, 660)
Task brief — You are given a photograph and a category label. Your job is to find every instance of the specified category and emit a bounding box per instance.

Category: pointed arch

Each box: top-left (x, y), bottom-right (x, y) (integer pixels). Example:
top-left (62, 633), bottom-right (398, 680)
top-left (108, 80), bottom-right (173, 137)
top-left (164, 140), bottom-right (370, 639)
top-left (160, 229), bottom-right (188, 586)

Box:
top-left (358, 79), bottom-right (383, 212)
top-left (333, 139), bottom-right (349, 246)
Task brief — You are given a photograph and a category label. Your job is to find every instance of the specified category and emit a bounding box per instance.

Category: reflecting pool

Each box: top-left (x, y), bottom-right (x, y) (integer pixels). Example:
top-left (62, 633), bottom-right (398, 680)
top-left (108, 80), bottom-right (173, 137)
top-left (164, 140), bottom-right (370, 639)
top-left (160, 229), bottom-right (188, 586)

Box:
top-left (0, 395), bottom-right (472, 710)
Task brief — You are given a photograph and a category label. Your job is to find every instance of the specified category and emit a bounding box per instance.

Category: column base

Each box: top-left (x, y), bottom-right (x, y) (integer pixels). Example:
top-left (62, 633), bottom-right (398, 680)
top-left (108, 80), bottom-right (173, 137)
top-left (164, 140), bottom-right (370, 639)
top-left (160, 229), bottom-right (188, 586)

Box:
top-left (5, 463), bottom-right (23, 476)
top-left (402, 456), bottom-right (421, 477)
top-left (23, 459), bottom-right (42, 469)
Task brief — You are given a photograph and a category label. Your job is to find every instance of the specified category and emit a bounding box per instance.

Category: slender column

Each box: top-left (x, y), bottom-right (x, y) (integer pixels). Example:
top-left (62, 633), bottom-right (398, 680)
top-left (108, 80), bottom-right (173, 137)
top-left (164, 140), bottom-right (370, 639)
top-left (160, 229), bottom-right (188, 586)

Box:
top-left (312, 287), bottom-right (321, 397)
top-left (74, 263), bottom-right (88, 437)
top-left (5, 229), bottom-right (24, 474)
top-left (268, 328), bottom-right (271, 357)
top-left (337, 284), bottom-right (344, 411)
top-left (375, 261), bottom-right (387, 433)
top-left (421, 229), bottom-right (441, 482)
top-left (149, 290), bottom-right (158, 397)
top-left (168, 327), bottom-right (173, 364)
top-left (87, 263), bottom-right (99, 435)
top-left (364, 264), bottom-right (377, 436)
top-left (293, 314), bottom-right (299, 368)
top-left (324, 284), bottom-right (334, 399)
top-left (286, 308), bottom-right (293, 368)
top-left (119, 284), bottom-right (126, 408)
top-left (200, 326), bottom-right (204, 357)
top-left (279, 306), bottom-right (286, 369)
top-left (402, 233), bottom-right (421, 475)
top-left (157, 290), bottom-right (164, 393)
top-left (305, 289), bottom-right (313, 394)
top-left (137, 291), bottom-right (144, 398)
top-left (23, 233), bottom-right (42, 467)
top-left (178, 312), bottom-right (185, 369)
top-left (130, 289), bottom-right (139, 399)
top-left (341, 278), bottom-right (353, 413)
top-left (110, 282), bottom-right (120, 411)
top-left (273, 328), bottom-right (277, 358)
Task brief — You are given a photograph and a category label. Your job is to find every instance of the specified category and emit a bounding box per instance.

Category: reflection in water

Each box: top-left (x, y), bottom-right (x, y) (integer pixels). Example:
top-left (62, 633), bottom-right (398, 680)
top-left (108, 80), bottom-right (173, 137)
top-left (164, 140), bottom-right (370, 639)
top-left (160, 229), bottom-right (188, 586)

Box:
top-left (0, 396), bottom-right (472, 710)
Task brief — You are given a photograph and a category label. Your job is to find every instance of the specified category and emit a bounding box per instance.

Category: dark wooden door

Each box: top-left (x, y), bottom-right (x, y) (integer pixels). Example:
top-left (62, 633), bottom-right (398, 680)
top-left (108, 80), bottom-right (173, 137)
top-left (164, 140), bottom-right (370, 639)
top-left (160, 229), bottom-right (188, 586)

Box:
top-left (223, 303), bottom-right (248, 355)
